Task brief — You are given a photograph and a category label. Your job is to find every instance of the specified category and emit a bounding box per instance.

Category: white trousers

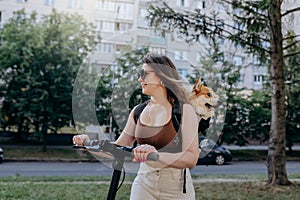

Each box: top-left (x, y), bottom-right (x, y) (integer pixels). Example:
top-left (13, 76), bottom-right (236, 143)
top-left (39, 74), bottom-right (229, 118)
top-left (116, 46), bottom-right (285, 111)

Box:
top-left (130, 163), bottom-right (195, 200)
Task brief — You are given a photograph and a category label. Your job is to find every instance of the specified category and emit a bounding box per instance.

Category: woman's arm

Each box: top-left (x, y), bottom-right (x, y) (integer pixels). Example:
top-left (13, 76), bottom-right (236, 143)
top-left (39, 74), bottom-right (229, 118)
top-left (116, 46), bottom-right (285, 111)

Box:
top-left (114, 108), bottom-right (137, 146)
top-left (159, 103), bottom-right (199, 168)
top-left (73, 107), bottom-right (137, 147)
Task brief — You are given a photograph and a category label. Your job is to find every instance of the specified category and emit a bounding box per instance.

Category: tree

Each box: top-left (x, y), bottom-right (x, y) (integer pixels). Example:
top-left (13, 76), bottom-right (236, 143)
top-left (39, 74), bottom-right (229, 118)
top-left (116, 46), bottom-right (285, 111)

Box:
top-left (190, 37), bottom-right (243, 144)
top-left (222, 89), bottom-right (271, 146)
top-left (110, 47), bottom-right (150, 131)
top-left (284, 31), bottom-right (300, 151)
top-left (0, 9), bottom-right (101, 150)
top-left (194, 37), bottom-right (271, 147)
top-left (146, 0), bottom-right (300, 185)
top-left (72, 61), bottom-right (112, 134)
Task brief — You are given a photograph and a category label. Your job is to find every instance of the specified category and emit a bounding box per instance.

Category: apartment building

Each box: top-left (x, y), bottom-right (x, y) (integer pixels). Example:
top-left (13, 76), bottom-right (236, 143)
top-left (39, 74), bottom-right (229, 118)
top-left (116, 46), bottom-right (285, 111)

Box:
top-left (1, 0), bottom-right (290, 90)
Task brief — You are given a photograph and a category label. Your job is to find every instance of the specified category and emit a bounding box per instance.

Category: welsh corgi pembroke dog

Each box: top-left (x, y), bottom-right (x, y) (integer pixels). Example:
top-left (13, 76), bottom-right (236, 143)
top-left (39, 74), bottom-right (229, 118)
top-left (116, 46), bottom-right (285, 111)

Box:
top-left (189, 76), bottom-right (219, 120)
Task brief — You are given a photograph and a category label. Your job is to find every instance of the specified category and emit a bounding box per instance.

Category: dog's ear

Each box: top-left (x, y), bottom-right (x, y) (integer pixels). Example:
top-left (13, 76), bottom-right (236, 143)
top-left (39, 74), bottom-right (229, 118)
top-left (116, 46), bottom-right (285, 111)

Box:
top-left (193, 76), bottom-right (203, 94)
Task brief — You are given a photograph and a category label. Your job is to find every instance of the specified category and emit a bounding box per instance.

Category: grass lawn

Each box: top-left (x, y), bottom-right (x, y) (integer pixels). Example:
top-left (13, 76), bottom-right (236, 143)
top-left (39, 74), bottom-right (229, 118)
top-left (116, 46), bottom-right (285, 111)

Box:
top-left (1, 143), bottom-right (300, 199)
top-left (0, 176), bottom-right (299, 200)
top-left (1, 145), bottom-right (96, 161)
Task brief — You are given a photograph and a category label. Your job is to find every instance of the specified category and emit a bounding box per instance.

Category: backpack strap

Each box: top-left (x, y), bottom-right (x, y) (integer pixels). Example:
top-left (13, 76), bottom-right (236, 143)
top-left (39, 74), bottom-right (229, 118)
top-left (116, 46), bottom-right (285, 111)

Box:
top-left (171, 101), bottom-right (182, 133)
top-left (171, 100), bottom-right (182, 145)
top-left (133, 102), bottom-right (148, 124)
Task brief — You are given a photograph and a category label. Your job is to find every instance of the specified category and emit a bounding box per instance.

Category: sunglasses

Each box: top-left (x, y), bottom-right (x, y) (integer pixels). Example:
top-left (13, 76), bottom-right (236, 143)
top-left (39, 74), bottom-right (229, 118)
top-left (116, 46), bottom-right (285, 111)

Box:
top-left (139, 69), bottom-right (155, 80)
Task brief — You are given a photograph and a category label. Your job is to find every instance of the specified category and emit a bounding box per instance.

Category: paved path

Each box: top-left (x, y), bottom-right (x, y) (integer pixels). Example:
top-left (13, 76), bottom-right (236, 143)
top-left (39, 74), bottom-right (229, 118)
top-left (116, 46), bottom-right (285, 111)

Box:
top-left (1, 161), bottom-right (300, 177)
top-left (223, 145), bottom-right (300, 150)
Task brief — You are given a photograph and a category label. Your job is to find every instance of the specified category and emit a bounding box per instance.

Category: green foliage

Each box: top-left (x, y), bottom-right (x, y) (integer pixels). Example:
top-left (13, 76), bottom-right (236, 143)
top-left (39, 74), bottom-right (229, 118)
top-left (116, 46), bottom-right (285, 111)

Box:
top-left (192, 37), bottom-right (242, 142)
top-left (114, 47), bottom-right (150, 107)
top-left (72, 62), bottom-right (112, 131)
top-left (95, 73), bottom-right (114, 126)
top-left (222, 90), bottom-right (271, 145)
top-left (146, 0), bottom-right (300, 150)
top-left (228, 0), bottom-right (270, 63)
top-left (0, 9), bottom-right (101, 142)
top-left (284, 31), bottom-right (300, 149)
top-left (74, 47), bottom-right (150, 132)
top-left (110, 47), bottom-right (150, 130)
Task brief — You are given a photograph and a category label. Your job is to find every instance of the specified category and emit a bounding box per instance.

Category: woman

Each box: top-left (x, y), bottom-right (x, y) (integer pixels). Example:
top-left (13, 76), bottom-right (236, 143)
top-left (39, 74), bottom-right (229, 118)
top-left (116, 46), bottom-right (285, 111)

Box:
top-left (74, 53), bottom-right (199, 200)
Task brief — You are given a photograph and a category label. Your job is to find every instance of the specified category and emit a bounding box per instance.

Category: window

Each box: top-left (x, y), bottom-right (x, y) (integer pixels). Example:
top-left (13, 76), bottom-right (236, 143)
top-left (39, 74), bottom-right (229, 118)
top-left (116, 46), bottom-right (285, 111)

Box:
top-left (195, 0), bottom-right (205, 9)
top-left (176, 0), bottom-right (189, 7)
top-left (97, 43), bottom-right (114, 53)
top-left (233, 56), bottom-right (244, 66)
top-left (233, 8), bottom-right (243, 16)
top-left (202, 0), bottom-right (206, 9)
top-left (14, 11), bottom-right (26, 20)
top-left (117, 2), bottom-right (133, 20)
top-left (68, 0), bottom-right (83, 9)
top-left (149, 47), bottom-right (166, 55)
top-left (44, 0), bottom-right (55, 6)
top-left (216, 37), bottom-right (224, 45)
top-left (177, 68), bottom-right (189, 79)
top-left (174, 50), bottom-right (188, 60)
top-left (262, 41), bottom-right (269, 48)
top-left (238, 74), bottom-right (244, 84)
top-left (139, 8), bottom-right (148, 18)
top-left (96, 0), bottom-right (114, 11)
top-left (254, 75), bottom-right (264, 84)
top-left (252, 56), bottom-right (260, 66)
top-left (216, 19), bottom-right (224, 28)
top-left (137, 8), bottom-right (149, 28)
top-left (95, 20), bottom-right (114, 32)
top-left (233, 20), bottom-right (245, 31)
top-left (16, 0), bottom-right (27, 3)
top-left (115, 22), bottom-right (132, 32)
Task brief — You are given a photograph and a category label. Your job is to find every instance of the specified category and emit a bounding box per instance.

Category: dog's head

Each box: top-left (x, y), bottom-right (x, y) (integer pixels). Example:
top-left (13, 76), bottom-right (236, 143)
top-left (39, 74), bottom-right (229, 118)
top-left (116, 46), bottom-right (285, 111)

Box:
top-left (189, 76), bottom-right (219, 120)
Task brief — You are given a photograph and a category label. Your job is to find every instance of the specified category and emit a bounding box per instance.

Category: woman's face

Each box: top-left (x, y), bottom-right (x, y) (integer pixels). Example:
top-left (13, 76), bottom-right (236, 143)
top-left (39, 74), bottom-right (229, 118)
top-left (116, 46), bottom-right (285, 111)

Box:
top-left (138, 63), bottom-right (162, 96)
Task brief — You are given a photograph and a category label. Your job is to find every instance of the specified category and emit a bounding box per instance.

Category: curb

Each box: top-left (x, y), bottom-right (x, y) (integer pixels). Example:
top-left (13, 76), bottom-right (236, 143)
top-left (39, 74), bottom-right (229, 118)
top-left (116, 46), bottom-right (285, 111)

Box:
top-left (1, 179), bottom-right (300, 184)
top-left (3, 158), bottom-right (300, 162)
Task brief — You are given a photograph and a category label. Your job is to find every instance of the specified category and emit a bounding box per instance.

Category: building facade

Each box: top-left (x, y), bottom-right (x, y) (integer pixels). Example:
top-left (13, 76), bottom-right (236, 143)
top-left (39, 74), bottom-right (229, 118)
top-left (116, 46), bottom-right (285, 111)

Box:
top-left (3, 0), bottom-right (295, 90)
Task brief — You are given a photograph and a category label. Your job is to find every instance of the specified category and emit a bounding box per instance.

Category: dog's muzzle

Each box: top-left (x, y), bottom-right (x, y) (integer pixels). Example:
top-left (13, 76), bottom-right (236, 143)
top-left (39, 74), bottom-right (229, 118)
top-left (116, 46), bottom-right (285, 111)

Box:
top-left (205, 103), bottom-right (213, 109)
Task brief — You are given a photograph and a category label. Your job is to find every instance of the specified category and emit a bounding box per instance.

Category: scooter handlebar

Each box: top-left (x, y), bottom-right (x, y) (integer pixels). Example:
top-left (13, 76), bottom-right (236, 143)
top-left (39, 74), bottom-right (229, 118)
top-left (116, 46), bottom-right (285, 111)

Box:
top-left (72, 140), bottom-right (159, 161)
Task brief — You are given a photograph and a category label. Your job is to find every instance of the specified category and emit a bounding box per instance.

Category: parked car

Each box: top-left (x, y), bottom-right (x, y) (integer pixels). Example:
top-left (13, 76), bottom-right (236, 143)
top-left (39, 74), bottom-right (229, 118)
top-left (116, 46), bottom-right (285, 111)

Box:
top-left (197, 137), bottom-right (232, 165)
top-left (0, 147), bottom-right (3, 163)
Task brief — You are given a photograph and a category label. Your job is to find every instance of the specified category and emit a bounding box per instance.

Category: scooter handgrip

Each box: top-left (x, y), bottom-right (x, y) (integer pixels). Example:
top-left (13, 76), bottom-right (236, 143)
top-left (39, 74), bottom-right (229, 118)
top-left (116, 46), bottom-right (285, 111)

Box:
top-left (147, 152), bottom-right (159, 161)
top-left (83, 139), bottom-right (100, 147)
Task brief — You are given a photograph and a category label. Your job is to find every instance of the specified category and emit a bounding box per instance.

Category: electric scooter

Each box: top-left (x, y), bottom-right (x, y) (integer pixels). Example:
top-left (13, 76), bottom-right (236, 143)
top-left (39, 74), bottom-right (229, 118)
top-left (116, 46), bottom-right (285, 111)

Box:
top-left (73, 140), bottom-right (158, 200)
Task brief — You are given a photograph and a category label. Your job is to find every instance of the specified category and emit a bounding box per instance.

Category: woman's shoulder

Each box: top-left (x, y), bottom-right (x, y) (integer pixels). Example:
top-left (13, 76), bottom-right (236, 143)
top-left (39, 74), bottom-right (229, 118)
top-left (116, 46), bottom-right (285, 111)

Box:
top-left (181, 103), bottom-right (197, 116)
top-left (129, 101), bottom-right (150, 122)
top-left (182, 102), bottom-right (194, 110)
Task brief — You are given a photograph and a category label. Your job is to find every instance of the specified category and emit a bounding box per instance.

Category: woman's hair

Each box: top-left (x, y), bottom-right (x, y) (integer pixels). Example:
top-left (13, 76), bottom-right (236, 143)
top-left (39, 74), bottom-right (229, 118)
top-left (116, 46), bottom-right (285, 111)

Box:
top-left (143, 53), bottom-right (190, 105)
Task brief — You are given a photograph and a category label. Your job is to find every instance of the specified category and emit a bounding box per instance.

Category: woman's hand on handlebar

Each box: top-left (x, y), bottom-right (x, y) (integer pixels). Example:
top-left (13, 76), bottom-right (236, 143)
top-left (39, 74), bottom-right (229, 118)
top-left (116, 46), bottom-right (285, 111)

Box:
top-left (133, 144), bottom-right (158, 162)
top-left (73, 134), bottom-right (90, 146)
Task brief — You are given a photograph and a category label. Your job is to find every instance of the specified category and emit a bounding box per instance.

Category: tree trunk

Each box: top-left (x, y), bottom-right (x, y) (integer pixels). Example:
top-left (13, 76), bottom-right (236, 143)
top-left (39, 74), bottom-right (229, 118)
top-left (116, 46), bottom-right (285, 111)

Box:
top-left (266, 0), bottom-right (291, 186)
top-left (41, 123), bottom-right (47, 152)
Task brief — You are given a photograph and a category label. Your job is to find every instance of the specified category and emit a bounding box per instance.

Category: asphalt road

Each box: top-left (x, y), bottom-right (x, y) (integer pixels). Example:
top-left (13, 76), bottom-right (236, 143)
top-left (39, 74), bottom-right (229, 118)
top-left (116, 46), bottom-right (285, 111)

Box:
top-left (0, 161), bottom-right (299, 177)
